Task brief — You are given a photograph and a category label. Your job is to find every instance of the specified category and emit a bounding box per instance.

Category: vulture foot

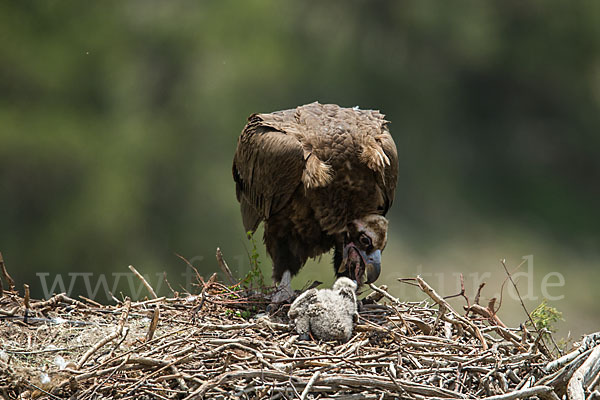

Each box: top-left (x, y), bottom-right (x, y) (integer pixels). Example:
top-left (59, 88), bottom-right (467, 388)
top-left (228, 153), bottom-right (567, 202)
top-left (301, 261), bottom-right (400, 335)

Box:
top-left (271, 270), bottom-right (294, 303)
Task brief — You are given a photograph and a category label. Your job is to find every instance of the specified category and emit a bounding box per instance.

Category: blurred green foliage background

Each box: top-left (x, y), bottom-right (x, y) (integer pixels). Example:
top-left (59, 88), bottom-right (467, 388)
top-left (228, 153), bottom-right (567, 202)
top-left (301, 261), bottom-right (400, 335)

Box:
top-left (1, 1), bottom-right (598, 338)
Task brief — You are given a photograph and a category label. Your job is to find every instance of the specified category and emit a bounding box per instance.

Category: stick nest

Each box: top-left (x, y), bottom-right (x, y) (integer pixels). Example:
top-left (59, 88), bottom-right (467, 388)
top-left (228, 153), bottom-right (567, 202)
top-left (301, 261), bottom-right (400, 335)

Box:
top-left (0, 270), bottom-right (599, 400)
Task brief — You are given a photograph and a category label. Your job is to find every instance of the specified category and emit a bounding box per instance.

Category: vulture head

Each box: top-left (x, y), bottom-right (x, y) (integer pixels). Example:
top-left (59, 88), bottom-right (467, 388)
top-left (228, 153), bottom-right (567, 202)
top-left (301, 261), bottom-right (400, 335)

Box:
top-left (338, 215), bottom-right (388, 285)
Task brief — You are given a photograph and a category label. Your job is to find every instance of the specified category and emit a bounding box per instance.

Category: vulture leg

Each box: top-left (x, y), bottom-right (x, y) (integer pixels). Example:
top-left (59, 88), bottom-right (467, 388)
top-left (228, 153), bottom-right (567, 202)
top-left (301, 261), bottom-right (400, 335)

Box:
top-left (266, 225), bottom-right (304, 303)
top-left (272, 270), bottom-right (294, 303)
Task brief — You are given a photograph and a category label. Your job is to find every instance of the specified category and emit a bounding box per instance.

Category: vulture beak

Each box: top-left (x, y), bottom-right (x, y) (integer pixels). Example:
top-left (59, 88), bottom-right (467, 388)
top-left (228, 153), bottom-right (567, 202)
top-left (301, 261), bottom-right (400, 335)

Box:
top-left (339, 243), bottom-right (382, 285)
top-left (361, 249), bottom-right (381, 284)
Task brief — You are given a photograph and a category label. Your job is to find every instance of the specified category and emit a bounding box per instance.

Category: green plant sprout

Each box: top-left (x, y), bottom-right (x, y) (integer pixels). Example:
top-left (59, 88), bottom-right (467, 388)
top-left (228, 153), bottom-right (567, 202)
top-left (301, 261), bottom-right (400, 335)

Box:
top-left (529, 299), bottom-right (563, 333)
top-left (240, 231), bottom-right (265, 291)
top-left (527, 299), bottom-right (565, 354)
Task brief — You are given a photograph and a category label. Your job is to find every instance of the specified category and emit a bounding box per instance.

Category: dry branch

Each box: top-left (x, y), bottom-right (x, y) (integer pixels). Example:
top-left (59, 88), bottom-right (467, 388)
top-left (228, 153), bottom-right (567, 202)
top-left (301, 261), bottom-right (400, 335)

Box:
top-left (77, 298), bottom-right (131, 369)
top-left (31, 292), bottom-right (88, 309)
top-left (546, 333), bottom-right (600, 373)
top-left (300, 371), bottom-right (321, 400)
top-left (500, 259), bottom-right (552, 357)
top-left (568, 344), bottom-right (600, 400)
top-left (481, 385), bottom-right (555, 400)
top-left (0, 252), bottom-right (15, 290)
top-left (216, 247), bottom-right (236, 286)
top-left (416, 275), bottom-right (489, 350)
top-left (128, 265), bottom-right (158, 299)
top-left (145, 305), bottom-right (160, 342)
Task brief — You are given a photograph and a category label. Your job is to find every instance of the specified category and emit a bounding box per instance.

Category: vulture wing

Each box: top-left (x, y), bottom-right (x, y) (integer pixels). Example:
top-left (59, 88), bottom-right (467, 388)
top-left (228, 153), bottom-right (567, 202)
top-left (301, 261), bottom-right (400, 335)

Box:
top-left (232, 113), bottom-right (305, 232)
top-left (233, 102), bottom-right (399, 233)
top-left (378, 130), bottom-right (398, 214)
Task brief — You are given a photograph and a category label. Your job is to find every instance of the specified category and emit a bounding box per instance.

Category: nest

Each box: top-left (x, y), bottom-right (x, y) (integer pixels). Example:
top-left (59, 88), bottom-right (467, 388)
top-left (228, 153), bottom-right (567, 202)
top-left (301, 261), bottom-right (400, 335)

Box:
top-left (0, 255), bottom-right (599, 400)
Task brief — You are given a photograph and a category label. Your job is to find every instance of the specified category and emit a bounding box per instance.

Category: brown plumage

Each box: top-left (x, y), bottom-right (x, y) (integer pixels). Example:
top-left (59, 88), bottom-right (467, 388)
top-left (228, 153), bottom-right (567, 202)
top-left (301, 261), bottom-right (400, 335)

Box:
top-left (232, 102), bottom-right (398, 299)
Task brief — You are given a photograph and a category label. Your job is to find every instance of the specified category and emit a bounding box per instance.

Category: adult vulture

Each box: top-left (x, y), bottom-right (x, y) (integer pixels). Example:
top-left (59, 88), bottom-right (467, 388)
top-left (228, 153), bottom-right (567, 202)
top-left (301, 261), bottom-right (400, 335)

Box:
top-left (233, 102), bottom-right (398, 302)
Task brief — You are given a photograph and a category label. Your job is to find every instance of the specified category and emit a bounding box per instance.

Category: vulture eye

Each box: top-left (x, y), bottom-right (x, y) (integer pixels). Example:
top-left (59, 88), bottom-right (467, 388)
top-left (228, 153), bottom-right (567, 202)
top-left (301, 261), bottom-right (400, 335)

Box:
top-left (359, 233), bottom-right (372, 247)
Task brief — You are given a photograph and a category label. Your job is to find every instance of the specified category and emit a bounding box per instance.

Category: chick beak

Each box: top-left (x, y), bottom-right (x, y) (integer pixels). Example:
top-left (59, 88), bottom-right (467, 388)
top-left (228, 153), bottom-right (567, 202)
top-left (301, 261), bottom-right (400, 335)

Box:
top-left (362, 249), bottom-right (382, 284)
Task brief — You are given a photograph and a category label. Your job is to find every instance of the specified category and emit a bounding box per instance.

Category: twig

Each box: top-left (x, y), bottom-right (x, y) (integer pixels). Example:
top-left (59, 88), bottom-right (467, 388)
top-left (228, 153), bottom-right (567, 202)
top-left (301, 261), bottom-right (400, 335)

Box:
top-left (300, 370), bottom-right (321, 400)
top-left (170, 365), bottom-right (190, 392)
top-left (128, 265), bottom-right (158, 299)
top-left (77, 298), bottom-right (131, 369)
top-left (78, 295), bottom-right (103, 308)
top-left (125, 350), bottom-right (195, 395)
top-left (183, 370), bottom-right (301, 399)
top-left (0, 252), bottom-right (15, 290)
top-left (82, 356), bottom-right (129, 400)
top-left (175, 253), bottom-right (203, 285)
top-left (23, 379), bottom-right (63, 400)
top-left (216, 247), bottom-right (237, 286)
top-left (398, 277), bottom-right (420, 287)
top-left (23, 283), bottom-right (30, 321)
top-left (384, 367), bottom-right (414, 398)
top-left (163, 271), bottom-right (177, 296)
top-left (145, 305), bottom-right (160, 342)
top-left (539, 348), bottom-right (592, 391)
top-left (367, 284), bottom-right (415, 335)
top-left (474, 282), bottom-right (486, 305)
top-left (31, 292), bottom-right (88, 309)
top-left (443, 273), bottom-right (470, 308)
top-left (363, 284), bottom-right (387, 304)
top-left (589, 369), bottom-right (600, 392)
top-left (416, 276), bottom-right (488, 350)
top-left (567, 344), bottom-right (600, 400)
top-left (479, 385), bottom-right (556, 400)
top-left (500, 259), bottom-right (552, 358)
top-left (3, 345), bottom-right (87, 355)
top-left (368, 283), bottom-right (403, 307)
top-left (314, 374), bottom-right (466, 398)
top-left (495, 258), bottom-right (529, 317)
top-left (466, 303), bottom-right (524, 348)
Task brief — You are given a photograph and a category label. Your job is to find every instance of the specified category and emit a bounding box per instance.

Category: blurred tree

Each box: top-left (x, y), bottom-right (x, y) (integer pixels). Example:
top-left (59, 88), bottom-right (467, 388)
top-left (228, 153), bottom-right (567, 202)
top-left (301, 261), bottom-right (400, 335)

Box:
top-left (0, 1), bottom-right (598, 314)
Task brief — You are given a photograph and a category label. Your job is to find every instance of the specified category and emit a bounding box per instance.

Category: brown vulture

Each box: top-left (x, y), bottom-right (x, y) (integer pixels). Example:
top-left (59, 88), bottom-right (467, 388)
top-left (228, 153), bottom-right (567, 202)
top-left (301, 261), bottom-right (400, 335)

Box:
top-left (232, 102), bottom-right (398, 302)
